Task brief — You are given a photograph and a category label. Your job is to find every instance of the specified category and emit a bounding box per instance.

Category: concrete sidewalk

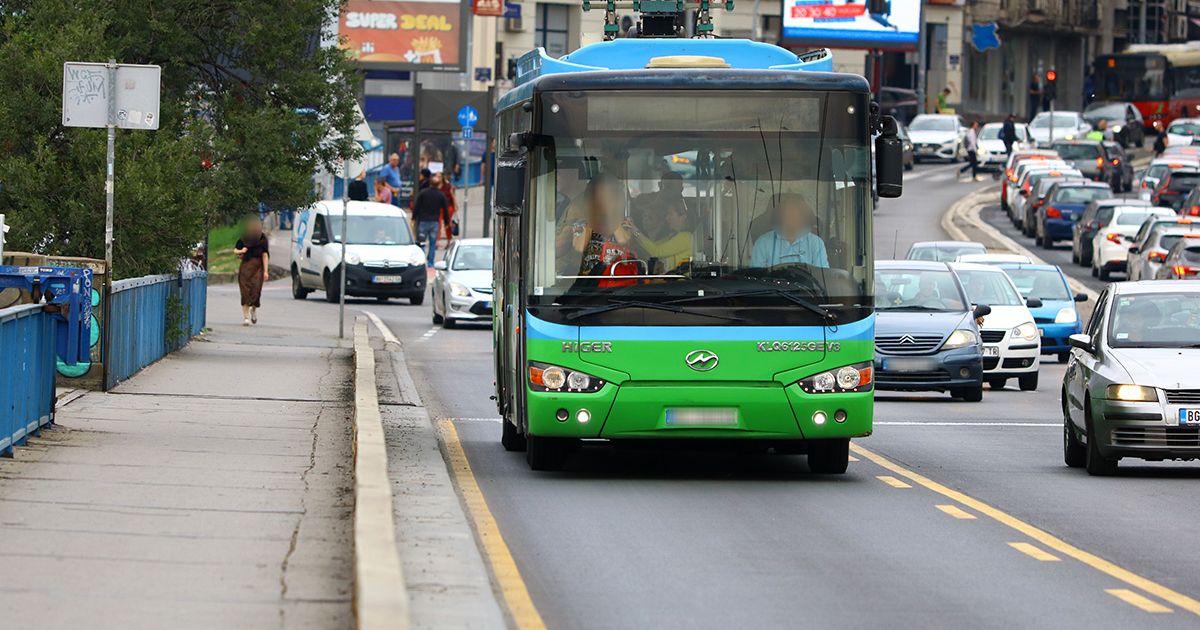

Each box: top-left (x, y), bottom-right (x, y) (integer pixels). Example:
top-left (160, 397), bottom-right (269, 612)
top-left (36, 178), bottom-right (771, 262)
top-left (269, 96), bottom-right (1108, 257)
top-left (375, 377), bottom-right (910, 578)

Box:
top-left (0, 280), bottom-right (354, 629)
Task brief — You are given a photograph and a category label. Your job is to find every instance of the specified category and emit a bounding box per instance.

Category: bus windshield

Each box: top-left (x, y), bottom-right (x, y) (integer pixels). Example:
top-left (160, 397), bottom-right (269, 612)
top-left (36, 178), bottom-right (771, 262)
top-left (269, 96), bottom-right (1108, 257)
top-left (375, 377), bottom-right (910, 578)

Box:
top-left (527, 89), bottom-right (871, 325)
top-left (1095, 56), bottom-right (1167, 101)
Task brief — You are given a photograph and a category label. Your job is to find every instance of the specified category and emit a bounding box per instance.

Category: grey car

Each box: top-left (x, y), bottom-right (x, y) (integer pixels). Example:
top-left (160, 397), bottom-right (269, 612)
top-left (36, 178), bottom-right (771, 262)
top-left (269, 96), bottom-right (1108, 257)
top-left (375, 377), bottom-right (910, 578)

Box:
top-left (1062, 281), bottom-right (1200, 475)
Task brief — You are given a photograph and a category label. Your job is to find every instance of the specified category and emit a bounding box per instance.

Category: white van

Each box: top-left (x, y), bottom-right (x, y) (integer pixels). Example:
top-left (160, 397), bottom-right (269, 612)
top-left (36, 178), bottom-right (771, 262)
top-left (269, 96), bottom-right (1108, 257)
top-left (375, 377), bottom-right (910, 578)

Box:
top-left (290, 200), bottom-right (428, 304)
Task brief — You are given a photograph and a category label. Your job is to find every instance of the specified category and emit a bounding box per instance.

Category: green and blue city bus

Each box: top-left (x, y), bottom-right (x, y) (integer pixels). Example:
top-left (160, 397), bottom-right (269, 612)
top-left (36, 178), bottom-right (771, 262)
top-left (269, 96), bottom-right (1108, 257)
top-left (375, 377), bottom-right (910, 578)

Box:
top-left (491, 6), bottom-right (903, 472)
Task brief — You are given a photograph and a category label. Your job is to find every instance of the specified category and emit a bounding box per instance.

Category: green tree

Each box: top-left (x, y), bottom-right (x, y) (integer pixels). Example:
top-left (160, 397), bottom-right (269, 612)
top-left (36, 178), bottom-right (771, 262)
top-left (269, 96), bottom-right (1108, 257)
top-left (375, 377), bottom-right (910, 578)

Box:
top-left (0, 0), bottom-right (360, 277)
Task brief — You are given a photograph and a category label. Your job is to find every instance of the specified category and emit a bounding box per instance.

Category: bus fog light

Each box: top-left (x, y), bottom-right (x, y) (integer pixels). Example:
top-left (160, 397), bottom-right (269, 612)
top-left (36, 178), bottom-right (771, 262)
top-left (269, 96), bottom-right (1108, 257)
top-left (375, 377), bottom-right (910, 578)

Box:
top-left (576, 408), bottom-right (591, 423)
top-left (834, 410), bottom-right (847, 423)
top-left (555, 408), bottom-right (569, 422)
top-left (813, 411), bottom-right (827, 425)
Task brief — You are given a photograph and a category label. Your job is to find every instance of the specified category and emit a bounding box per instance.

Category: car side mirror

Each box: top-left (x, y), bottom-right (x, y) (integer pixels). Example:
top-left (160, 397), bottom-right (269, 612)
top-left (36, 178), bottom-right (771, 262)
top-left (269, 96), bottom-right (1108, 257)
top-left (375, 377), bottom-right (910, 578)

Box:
top-left (494, 151), bottom-right (527, 217)
top-left (972, 304), bottom-right (992, 319)
top-left (1074, 292), bottom-right (1088, 302)
top-left (1026, 297), bottom-right (1043, 308)
top-left (311, 235), bottom-right (326, 246)
top-left (433, 260), bottom-right (447, 270)
top-left (875, 115), bottom-right (903, 199)
top-left (1068, 333), bottom-right (1094, 353)
top-left (1128, 245), bottom-right (1140, 254)
top-left (1020, 189), bottom-right (1029, 197)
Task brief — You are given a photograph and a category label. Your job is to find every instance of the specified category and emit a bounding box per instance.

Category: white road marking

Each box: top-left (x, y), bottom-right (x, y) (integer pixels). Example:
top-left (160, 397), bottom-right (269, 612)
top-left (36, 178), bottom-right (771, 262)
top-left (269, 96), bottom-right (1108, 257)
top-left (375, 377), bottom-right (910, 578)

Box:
top-left (876, 421), bottom-right (1058, 427)
top-left (903, 163), bottom-right (962, 181)
top-left (418, 327), bottom-right (440, 342)
top-left (455, 417), bottom-right (503, 423)
top-left (359, 309), bottom-right (401, 346)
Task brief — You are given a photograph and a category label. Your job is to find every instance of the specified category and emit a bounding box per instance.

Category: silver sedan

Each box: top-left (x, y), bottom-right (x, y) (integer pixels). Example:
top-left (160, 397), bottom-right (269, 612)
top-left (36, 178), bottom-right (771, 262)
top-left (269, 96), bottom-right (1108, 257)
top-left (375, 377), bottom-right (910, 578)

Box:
top-left (431, 238), bottom-right (494, 328)
top-left (1062, 281), bottom-right (1200, 475)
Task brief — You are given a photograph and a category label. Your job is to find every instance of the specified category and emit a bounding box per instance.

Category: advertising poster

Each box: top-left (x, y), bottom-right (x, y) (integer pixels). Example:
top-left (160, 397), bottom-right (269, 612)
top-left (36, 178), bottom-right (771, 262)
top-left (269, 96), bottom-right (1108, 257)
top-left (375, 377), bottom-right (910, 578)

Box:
top-left (340, 0), bottom-right (468, 71)
top-left (781, 0), bottom-right (921, 50)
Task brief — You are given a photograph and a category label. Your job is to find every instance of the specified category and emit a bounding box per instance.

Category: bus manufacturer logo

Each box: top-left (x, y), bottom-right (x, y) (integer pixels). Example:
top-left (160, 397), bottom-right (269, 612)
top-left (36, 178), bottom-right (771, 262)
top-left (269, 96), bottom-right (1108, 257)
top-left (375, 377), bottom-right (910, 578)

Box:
top-left (685, 350), bottom-right (719, 372)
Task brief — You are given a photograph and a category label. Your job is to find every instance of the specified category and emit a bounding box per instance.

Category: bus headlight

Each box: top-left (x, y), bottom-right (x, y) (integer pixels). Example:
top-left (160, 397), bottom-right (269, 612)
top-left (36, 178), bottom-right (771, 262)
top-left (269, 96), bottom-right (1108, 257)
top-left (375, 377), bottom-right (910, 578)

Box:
top-left (1013, 322), bottom-right (1039, 341)
top-left (797, 361), bottom-right (873, 394)
top-left (943, 329), bottom-right (978, 349)
top-left (529, 361), bottom-right (605, 393)
top-left (1054, 308), bottom-right (1077, 324)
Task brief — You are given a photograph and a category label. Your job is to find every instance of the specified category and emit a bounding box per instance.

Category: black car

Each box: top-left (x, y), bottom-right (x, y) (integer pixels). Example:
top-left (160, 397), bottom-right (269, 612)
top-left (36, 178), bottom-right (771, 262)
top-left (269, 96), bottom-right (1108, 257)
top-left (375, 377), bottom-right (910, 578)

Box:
top-left (1102, 141), bottom-right (1133, 192)
top-left (1180, 186), bottom-right (1200, 218)
top-left (897, 122), bottom-right (915, 171)
top-left (1081, 101), bottom-right (1146, 148)
top-left (1151, 170), bottom-right (1200, 211)
top-left (1051, 140), bottom-right (1115, 185)
top-left (1072, 198), bottom-right (1152, 266)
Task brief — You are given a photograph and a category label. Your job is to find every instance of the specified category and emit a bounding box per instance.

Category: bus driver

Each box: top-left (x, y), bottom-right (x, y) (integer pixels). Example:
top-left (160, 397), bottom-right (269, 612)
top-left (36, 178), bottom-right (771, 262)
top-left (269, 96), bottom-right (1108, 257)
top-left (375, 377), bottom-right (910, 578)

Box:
top-left (750, 193), bottom-right (829, 268)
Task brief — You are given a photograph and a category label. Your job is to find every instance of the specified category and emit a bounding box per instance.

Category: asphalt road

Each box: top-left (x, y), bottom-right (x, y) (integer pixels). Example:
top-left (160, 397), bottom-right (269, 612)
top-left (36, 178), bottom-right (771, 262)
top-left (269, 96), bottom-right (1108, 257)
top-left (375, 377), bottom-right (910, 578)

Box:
top-left (341, 160), bottom-right (1200, 629)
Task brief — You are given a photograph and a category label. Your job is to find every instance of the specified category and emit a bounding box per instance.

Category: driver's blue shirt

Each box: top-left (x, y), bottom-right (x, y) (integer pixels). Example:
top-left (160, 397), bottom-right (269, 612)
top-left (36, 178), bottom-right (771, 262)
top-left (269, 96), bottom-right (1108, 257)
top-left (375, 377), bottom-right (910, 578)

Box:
top-left (751, 230), bottom-right (829, 268)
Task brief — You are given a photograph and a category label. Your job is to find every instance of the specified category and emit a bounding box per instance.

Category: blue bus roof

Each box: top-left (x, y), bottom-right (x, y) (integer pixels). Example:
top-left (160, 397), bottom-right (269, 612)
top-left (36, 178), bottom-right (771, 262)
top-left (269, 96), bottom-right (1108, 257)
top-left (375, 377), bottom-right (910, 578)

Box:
top-left (497, 38), bottom-right (844, 111)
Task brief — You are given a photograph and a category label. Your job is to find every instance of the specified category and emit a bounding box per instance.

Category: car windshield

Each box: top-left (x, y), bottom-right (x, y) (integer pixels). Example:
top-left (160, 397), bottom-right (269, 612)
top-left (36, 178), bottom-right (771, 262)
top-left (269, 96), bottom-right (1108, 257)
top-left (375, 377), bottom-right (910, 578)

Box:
top-left (1109, 292), bottom-right (1200, 348)
top-left (1158, 234), bottom-right (1189, 251)
top-left (875, 269), bottom-right (966, 311)
top-left (1185, 247), bottom-right (1200, 264)
top-left (452, 245), bottom-right (493, 271)
top-left (327, 215), bottom-right (414, 245)
top-left (1115, 211), bottom-right (1155, 226)
top-left (1168, 122), bottom-right (1200, 136)
top-left (909, 242), bottom-right (986, 262)
top-left (1167, 173), bottom-right (1200, 190)
top-left (1006, 268), bottom-right (1071, 301)
top-left (910, 117), bottom-right (955, 131)
top-left (1054, 144), bottom-right (1101, 160)
top-left (1030, 113), bottom-right (1077, 128)
top-left (954, 269), bottom-right (1024, 306)
top-left (527, 89), bottom-right (872, 325)
top-left (979, 125), bottom-right (1002, 140)
top-left (1084, 103), bottom-right (1126, 119)
top-left (1051, 187), bottom-right (1113, 204)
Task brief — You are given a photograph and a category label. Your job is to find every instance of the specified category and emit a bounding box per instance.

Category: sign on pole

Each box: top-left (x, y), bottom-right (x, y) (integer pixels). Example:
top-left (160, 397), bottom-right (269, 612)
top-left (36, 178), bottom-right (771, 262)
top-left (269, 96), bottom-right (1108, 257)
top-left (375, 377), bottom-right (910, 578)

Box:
top-left (63, 63), bottom-right (161, 130)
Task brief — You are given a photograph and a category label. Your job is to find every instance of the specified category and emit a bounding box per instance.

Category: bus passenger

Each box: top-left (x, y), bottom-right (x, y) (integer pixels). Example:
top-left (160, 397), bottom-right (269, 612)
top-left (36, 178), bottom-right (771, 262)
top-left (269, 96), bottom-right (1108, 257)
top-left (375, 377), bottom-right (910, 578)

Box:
top-left (573, 174), bottom-right (634, 277)
top-left (750, 193), bottom-right (829, 268)
top-left (629, 198), bottom-right (694, 272)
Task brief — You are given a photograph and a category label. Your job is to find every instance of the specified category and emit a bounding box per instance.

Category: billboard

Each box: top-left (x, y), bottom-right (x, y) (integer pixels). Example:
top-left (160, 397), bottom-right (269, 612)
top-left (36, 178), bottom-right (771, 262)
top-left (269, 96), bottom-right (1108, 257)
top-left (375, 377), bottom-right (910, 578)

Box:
top-left (781, 0), bottom-right (921, 51)
top-left (340, 0), bottom-right (468, 71)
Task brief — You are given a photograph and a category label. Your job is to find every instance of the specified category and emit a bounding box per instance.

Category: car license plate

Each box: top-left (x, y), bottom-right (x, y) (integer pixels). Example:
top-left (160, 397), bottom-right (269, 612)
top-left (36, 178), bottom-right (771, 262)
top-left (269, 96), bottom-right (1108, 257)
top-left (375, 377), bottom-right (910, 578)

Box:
top-left (665, 408), bottom-right (738, 427)
top-left (883, 357), bottom-right (937, 372)
top-left (1179, 409), bottom-right (1200, 426)
top-left (983, 346), bottom-right (999, 357)
top-left (372, 275), bottom-right (404, 284)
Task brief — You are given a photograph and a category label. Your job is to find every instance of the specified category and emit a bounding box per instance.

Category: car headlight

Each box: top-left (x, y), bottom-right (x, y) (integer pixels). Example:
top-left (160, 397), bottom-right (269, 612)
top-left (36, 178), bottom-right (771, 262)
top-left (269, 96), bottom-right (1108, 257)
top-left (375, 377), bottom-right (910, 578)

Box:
top-left (1013, 322), bottom-right (1039, 341)
top-left (943, 329), bottom-right (978, 349)
top-left (449, 282), bottom-right (471, 298)
top-left (1106, 384), bottom-right (1158, 402)
top-left (528, 361), bottom-right (605, 393)
top-left (1064, 134), bottom-right (1076, 140)
top-left (345, 252), bottom-right (361, 265)
top-left (797, 361), bottom-right (873, 394)
top-left (1054, 308), bottom-right (1077, 324)
top-left (407, 250), bottom-right (426, 266)
top-left (941, 140), bottom-right (956, 149)
top-left (1111, 124), bottom-right (1123, 133)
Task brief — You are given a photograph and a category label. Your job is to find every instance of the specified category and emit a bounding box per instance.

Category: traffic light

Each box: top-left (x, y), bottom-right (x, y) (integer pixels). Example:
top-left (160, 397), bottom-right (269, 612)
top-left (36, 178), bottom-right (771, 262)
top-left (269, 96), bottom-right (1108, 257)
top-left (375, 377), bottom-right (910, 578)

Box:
top-left (1045, 70), bottom-right (1058, 102)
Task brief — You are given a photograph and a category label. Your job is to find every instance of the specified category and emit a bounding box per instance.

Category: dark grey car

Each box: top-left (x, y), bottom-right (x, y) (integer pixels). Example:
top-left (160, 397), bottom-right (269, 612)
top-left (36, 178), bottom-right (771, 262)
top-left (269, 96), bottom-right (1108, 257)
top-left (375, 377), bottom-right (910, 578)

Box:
top-left (1062, 281), bottom-right (1200, 475)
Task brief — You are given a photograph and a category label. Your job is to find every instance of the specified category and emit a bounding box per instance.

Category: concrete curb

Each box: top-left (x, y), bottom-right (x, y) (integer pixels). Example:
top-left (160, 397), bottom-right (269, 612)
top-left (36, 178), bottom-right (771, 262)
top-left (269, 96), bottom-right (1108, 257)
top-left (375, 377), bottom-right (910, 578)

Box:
top-left (352, 316), bottom-right (410, 630)
top-left (942, 185), bottom-right (1100, 301)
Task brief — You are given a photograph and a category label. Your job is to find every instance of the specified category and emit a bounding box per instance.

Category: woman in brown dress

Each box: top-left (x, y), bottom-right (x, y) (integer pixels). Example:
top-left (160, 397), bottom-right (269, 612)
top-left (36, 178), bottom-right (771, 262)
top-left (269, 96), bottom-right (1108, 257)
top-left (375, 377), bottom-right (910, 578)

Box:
top-left (234, 217), bottom-right (270, 326)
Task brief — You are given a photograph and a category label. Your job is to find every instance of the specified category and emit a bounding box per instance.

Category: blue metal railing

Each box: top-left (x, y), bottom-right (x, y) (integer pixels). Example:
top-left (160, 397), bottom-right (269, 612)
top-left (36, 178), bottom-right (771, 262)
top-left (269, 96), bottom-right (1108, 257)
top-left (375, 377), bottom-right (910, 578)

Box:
top-left (0, 304), bottom-right (56, 457)
top-left (105, 270), bottom-right (207, 390)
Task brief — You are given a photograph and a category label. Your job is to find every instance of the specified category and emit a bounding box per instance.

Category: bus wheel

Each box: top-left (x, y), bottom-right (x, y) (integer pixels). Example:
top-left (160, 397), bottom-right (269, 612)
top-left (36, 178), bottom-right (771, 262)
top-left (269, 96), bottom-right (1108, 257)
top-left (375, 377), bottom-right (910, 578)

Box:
top-left (526, 435), bottom-right (572, 471)
top-left (807, 439), bottom-right (849, 474)
top-left (501, 418), bottom-right (526, 452)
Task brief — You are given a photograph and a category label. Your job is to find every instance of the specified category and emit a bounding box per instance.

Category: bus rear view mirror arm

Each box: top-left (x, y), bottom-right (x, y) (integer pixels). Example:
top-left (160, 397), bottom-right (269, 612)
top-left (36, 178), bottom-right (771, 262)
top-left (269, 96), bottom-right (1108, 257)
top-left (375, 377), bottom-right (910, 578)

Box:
top-left (875, 114), bottom-right (903, 199)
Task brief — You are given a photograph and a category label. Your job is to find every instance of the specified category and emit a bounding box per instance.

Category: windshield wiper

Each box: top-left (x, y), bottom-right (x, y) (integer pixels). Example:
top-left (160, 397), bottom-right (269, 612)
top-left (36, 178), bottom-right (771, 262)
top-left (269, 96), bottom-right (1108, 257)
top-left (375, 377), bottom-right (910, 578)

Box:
top-left (668, 288), bottom-right (837, 324)
top-left (878, 305), bottom-right (947, 311)
top-left (564, 299), bottom-right (745, 323)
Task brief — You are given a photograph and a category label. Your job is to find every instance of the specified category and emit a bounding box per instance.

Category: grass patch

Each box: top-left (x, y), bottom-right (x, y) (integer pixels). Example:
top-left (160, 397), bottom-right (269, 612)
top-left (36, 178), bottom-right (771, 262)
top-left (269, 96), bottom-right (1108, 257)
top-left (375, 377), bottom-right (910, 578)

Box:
top-left (207, 224), bottom-right (243, 273)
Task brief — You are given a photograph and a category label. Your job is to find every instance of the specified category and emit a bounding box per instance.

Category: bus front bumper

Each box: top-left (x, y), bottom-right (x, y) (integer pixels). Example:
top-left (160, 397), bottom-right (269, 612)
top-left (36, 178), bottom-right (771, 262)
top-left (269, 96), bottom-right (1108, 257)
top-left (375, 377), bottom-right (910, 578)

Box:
top-left (525, 382), bottom-right (873, 441)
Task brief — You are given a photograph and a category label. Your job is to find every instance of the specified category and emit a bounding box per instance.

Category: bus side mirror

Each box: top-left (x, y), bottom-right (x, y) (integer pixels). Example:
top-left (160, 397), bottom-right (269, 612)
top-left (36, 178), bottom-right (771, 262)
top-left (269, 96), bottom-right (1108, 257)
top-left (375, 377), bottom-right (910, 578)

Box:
top-left (494, 153), bottom-right (527, 217)
top-left (875, 115), bottom-right (903, 199)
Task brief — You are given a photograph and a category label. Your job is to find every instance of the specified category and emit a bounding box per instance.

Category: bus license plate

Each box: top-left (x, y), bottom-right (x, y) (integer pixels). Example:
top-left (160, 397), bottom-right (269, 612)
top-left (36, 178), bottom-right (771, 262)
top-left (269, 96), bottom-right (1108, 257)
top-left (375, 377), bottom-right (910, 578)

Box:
top-left (665, 408), bottom-right (738, 427)
top-left (983, 346), bottom-right (999, 357)
top-left (373, 275), bottom-right (404, 284)
top-left (1179, 409), bottom-right (1200, 426)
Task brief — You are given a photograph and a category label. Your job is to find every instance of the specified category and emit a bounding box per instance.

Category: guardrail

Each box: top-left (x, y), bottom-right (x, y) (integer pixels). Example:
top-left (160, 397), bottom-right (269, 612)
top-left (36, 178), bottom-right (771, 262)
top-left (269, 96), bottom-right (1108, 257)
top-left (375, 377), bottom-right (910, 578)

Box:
top-left (0, 304), bottom-right (56, 457)
top-left (105, 270), bottom-right (207, 390)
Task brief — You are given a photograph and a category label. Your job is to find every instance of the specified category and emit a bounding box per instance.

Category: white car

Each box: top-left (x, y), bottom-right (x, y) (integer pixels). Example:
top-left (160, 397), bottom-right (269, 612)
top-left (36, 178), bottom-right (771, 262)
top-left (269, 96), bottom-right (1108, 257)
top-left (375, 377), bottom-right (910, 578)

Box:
top-left (1090, 206), bottom-right (1175, 281)
top-left (951, 263), bottom-right (1041, 391)
top-left (956, 253), bottom-right (1034, 265)
top-left (290, 200), bottom-right (428, 304)
top-left (1136, 158), bottom-right (1200, 201)
top-left (1028, 111), bottom-right (1092, 147)
top-left (1165, 118), bottom-right (1200, 149)
top-left (976, 122), bottom-right (1033, 170)
top-left (431, 238), bottom-right (494, 328)
top-left (908, 114), bottom-right (966, 162)
top-left (1128, 224), bottom-right (1200, 281)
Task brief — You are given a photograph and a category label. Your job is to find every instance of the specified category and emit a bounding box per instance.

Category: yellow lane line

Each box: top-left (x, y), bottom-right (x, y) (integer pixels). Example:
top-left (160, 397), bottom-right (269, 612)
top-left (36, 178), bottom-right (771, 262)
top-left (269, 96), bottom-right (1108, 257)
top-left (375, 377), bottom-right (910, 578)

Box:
top-left (876, 475), bottom-right (911, 489)
top-left (438, 419), bottom-right (547, 630)
top-left (851, 443), bottom-right (1200, 618)
top-left (935, 504), bottom-right (977, 520)
top-left (1008, 542), bottom-right (1061, 562)
top-left (847, 455), bottom-right (859, 462)
top-left (1106, 589), bottom-right (1174, 614)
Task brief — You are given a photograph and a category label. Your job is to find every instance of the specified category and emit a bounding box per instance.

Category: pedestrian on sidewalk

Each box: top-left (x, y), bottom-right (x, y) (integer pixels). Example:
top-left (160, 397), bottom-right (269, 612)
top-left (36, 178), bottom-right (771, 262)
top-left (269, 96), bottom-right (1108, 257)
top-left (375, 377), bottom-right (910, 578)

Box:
top-left (411, 172), bottom-right (449, 267)
top-left (1000, 114), bottom-right (1018, 156)
top-left (1027, 73), bottom-right (1043, 120)
top-left (437, 172), bottom-right (458, 244)
top-left (373, 177), bottom-right (393, 204)
top-left (234, 216), bottom-right (270, 326)
top-left (959, 121), bottom-right (981, 181)
top-left (380, 152), bottom-right (404, 206)
top-left (937, 87), bottom-right (951, 113)
top-left (1154, 128), bottom-right (1169, 156)
top-left (348, 171), bottom-right (369, 201)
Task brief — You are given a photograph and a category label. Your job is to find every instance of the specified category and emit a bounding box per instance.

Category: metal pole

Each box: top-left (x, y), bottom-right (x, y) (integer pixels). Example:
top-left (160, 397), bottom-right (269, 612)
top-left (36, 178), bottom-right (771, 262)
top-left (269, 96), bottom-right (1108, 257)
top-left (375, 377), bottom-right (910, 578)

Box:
top-left (916, 15), bottom-right (927, 114)
top-left (461, 143), bottom-right (469, 239)
top-left (102, 59), bottom-right (116, 390)
top-left (338, 163), bottom-right (348, 339)
top-left (751, 0), bottom-right (761, 41)
top-left (483, 85), bottom-right (495, 239)
top-left (1049, 97), bottom-right (1055, 148)
top-left (1138, 0), bottom-right (1147, 44)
